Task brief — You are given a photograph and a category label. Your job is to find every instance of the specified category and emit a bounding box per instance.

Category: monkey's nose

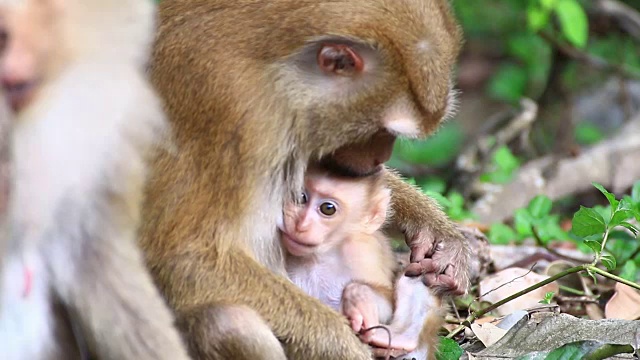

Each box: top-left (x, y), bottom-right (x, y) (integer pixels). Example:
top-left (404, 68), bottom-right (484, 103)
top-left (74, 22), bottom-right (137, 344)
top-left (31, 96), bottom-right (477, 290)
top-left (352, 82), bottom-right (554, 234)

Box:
top-left (1, 76), bottom-right (37, 112)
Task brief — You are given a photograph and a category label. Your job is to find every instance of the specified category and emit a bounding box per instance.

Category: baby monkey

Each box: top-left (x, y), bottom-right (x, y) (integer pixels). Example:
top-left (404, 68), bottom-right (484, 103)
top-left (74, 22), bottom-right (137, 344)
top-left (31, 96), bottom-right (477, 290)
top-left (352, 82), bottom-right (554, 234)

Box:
top-left (281, 166), bottom-right (444, 360)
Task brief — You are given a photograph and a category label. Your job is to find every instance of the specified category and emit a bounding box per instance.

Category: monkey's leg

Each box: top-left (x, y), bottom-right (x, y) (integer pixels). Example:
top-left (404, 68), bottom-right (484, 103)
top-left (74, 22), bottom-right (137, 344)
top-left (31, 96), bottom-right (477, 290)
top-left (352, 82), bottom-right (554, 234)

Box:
top-left (50, 230), bottom-right (191, 360)
top-left (178, 303), bottom-right (286, 360)
top-left (169, 249), bottom-right (373, 360)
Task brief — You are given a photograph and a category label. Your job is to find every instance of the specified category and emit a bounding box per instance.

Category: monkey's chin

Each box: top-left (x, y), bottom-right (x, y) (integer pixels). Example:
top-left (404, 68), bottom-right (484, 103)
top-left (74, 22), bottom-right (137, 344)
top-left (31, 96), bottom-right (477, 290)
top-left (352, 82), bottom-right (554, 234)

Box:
top-left (281, 233), bottom-right (317, 257)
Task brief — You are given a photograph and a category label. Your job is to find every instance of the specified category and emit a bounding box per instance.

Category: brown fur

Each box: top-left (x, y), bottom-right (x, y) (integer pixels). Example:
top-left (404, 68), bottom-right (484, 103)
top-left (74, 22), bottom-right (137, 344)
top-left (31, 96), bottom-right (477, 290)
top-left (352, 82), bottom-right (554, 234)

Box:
top-left (384, 168), bottom-right (471, 295)
top-left (141, 0), bottom-right (462, 358)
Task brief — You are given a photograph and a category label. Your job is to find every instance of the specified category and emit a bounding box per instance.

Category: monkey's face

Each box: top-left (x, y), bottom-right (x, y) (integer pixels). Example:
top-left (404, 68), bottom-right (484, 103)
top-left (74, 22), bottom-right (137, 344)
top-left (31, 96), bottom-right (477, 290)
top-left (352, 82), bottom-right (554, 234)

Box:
top-left (0, 0), bottom-right (63, 113)
top-left (280, 173), bottom-right (367, 258)
top-left (272, 1), bottom-right (462, 177)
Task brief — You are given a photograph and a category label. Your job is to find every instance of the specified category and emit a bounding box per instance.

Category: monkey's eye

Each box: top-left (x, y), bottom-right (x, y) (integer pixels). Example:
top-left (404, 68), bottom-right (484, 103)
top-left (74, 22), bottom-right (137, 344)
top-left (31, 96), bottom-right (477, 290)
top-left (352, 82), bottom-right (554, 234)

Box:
top-left (297, 192), bottom-right (308, 205)
top-left (319, 201), bottom-right (337, 216)
top-left (317, 44), bottom-right (364, 76)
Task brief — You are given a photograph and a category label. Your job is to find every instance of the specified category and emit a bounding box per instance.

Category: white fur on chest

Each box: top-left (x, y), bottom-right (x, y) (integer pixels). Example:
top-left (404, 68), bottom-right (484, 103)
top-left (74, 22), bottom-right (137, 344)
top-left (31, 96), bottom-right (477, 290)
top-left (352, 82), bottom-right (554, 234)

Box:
top-left (287, 254), bottom-right (353, 311)
top-left (0, 251), bottom-right (55, 360)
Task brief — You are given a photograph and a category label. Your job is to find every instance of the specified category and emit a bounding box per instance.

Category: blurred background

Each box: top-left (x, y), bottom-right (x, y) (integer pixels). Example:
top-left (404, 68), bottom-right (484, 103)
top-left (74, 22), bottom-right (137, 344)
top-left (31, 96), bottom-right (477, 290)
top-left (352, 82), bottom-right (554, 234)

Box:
top-left (387, 0), bottom-right (640, 288)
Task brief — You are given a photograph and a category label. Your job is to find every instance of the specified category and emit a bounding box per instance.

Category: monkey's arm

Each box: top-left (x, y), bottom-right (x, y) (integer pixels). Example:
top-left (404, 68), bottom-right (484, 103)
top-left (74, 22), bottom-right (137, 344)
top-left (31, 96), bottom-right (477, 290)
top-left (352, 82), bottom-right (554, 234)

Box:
top-left (168, 248), bottom-right (373, 360)
top-left (383, 168), bottom-right (470, 295)
top-left (340, 281), bottom-right (394, 336)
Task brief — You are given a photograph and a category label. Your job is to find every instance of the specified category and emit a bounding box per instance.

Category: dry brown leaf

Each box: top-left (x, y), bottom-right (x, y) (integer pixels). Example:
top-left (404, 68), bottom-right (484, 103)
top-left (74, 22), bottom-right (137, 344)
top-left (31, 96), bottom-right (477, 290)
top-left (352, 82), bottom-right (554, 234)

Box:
top-left (471, 322), bottom-right (508, 348)
top-left (479, 267), bottom-right (559, 316)
top-left (605, 283), bottom-right (640, 320)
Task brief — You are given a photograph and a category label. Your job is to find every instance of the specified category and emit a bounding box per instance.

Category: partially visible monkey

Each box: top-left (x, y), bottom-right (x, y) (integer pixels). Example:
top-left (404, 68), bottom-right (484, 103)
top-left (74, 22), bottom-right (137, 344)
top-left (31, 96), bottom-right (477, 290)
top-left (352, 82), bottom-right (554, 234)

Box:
top-left (0, 0), bottom-right (190, 358)
top-left (142, 0), bottom-right (466, 358)
top-left (282, 166), bottom-right (444, 360)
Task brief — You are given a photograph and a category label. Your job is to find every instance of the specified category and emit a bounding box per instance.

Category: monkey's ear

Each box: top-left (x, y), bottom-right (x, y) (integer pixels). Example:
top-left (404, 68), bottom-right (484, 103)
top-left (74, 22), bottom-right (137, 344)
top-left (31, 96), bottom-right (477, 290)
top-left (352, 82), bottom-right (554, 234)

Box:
top-left (363, 188), bottom-right (391, 234)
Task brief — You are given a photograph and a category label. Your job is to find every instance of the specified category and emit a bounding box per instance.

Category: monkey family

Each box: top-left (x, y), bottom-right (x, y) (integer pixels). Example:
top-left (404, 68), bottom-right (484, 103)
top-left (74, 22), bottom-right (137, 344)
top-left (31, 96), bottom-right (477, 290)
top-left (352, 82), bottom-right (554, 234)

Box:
top-left (0, 0), bottom-right (471, 359)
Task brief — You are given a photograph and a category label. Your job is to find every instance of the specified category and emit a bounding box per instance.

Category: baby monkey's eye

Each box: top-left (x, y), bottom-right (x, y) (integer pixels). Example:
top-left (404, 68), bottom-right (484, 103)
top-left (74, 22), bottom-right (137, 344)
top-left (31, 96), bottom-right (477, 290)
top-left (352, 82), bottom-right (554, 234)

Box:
top-left (319, 202), bottom-right (337, 216)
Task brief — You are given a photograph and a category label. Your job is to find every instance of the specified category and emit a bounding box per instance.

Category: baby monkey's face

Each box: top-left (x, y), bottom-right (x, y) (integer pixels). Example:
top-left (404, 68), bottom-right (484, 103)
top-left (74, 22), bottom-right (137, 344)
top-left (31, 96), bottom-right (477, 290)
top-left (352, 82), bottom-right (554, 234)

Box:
top-left (280, 172), bottom-right (368, 258)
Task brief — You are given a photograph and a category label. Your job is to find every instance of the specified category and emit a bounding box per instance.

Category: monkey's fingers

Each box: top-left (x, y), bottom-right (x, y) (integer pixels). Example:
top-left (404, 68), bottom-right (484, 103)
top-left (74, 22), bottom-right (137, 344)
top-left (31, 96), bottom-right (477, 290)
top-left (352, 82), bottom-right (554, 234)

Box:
top-left (408, 232), bottom-right (436, 263)
top-left (403, 258), bottom-right (438, 277)
top-left (422, 272), bottom-right (464, 295)
top-left (348, 313), bottom-right (365, 333)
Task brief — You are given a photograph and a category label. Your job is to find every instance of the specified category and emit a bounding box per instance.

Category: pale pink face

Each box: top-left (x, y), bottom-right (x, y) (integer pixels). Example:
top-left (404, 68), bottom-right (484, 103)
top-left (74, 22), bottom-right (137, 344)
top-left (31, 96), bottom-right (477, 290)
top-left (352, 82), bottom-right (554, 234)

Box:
top-left (0, 0), bottom-right (62, 113)
top-left (281, 171), bottom-right (368, 257)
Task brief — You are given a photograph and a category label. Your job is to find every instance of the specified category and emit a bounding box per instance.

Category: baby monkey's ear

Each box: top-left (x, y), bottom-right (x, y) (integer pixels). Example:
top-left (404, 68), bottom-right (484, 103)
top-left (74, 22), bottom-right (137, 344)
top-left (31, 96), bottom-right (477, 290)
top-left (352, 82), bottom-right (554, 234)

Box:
top-left (363, 186), bottom-right (391, 235)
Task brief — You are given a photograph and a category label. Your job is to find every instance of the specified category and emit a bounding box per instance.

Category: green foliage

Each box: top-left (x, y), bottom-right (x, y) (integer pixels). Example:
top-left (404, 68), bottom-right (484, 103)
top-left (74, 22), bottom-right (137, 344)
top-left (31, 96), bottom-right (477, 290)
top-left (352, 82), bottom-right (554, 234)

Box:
top-left (554, 0), bottom-right (589, 48)
top-left (488, 195), bottom-right (569, 245)
top-left (527, 0), bottom-right (589, 48)
top-left (402, 176), bottom-right (476, 222)
top-left (479, 146), bottom-right (521, 184)
top-left (574, 123), bottom-right (605, 146)
top-left (436, 337), bottom-right (464, 360)
top-left (489, 223), bottom-right (518, 245)
top-left (619, 260), bottom-right (639, 283)
top-left (488, 64), bottom-right (529, 103)
top-left (570, 182), bottom-right (640, 269)
top-left (539, 291), bottom-right (555, 304)
top-left (391, 123), bottom-right (464, 168)
top-left (516, 340), bottom-right (634, 360)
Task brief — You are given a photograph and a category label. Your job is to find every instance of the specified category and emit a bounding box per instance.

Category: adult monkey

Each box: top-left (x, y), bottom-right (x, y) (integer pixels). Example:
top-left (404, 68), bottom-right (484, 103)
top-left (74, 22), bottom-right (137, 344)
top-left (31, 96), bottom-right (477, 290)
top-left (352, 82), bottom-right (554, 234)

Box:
top-left (142, 0), bottom-right (468, 358)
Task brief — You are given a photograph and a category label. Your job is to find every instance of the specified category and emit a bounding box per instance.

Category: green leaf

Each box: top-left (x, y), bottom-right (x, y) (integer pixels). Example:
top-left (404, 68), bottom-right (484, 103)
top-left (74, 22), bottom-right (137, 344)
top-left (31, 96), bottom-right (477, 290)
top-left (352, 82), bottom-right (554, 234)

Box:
top-left (517, 340), bottom-right (634, 360)
top-left (527, 3), bottom-right (551, 32)
top-left (494, 146), bottom-right (521, 172)
top-left (436, 337), bottom-right (463, 360)
top-left (592, 182), bottom-right (619, 212)
top-left (571, 206), bottom-right (606, 237)
top-left (488, 64), bottom-right (529, 103)
top-left (619, 260), bottom-right (638, 282)
top-left (600, 253), bottom-right (617, 270)
top-left (618, 221), bottom-right (639, 237)
top-left (574, 123), bottom-right (604, 146)
top-left (535, 216), bottom-right (570, 243)
top-left (528, 195), bottom-right (553, 219)
top-left (540, 0), bottom-right (557, 10)
top-left (586, 267), bottom-right (597, 284)
top-left (583, 239), bottom-right (602, 254)
top-left (514, 208), bottom-right (535, 237)
top-left (554, 0), bottom-right (589, 48)
top-left (539, 291), bottom-right (555, 304)
top-left (610, 209), bottom-right (635, 229)
top-left (489, 223), bottom-right (518, 245)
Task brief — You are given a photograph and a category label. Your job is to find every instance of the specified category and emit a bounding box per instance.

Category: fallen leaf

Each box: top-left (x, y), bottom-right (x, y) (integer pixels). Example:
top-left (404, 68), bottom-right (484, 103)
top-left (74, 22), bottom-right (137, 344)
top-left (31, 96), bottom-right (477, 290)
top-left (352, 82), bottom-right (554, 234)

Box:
top-left (605, 283), bottom-right (640, 320)
top-left (471, 322), bottom-right (508, 348)
top-left (479, 267), bottom-right (559, 316)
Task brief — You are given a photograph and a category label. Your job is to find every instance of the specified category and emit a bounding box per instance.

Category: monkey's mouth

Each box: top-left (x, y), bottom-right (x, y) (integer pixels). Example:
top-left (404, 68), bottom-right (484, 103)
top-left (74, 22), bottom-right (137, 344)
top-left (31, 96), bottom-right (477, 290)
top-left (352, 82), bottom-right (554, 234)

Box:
top-left (3, 80), bottom-right (39, 113)
top-left (280, 232), bottom-right (318, 256)
top-left (320, 130), bottom-right (396, 178)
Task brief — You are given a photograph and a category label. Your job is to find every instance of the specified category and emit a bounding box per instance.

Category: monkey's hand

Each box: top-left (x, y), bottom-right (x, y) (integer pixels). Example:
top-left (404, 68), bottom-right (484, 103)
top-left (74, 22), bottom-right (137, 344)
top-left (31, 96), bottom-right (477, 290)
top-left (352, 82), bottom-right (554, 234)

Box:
top-left (341, 282), bottom-right (380, 342)
top-left (384, 168), bottom-right (471, 296)
top-left (403, 229), bottom-right (470, 296)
